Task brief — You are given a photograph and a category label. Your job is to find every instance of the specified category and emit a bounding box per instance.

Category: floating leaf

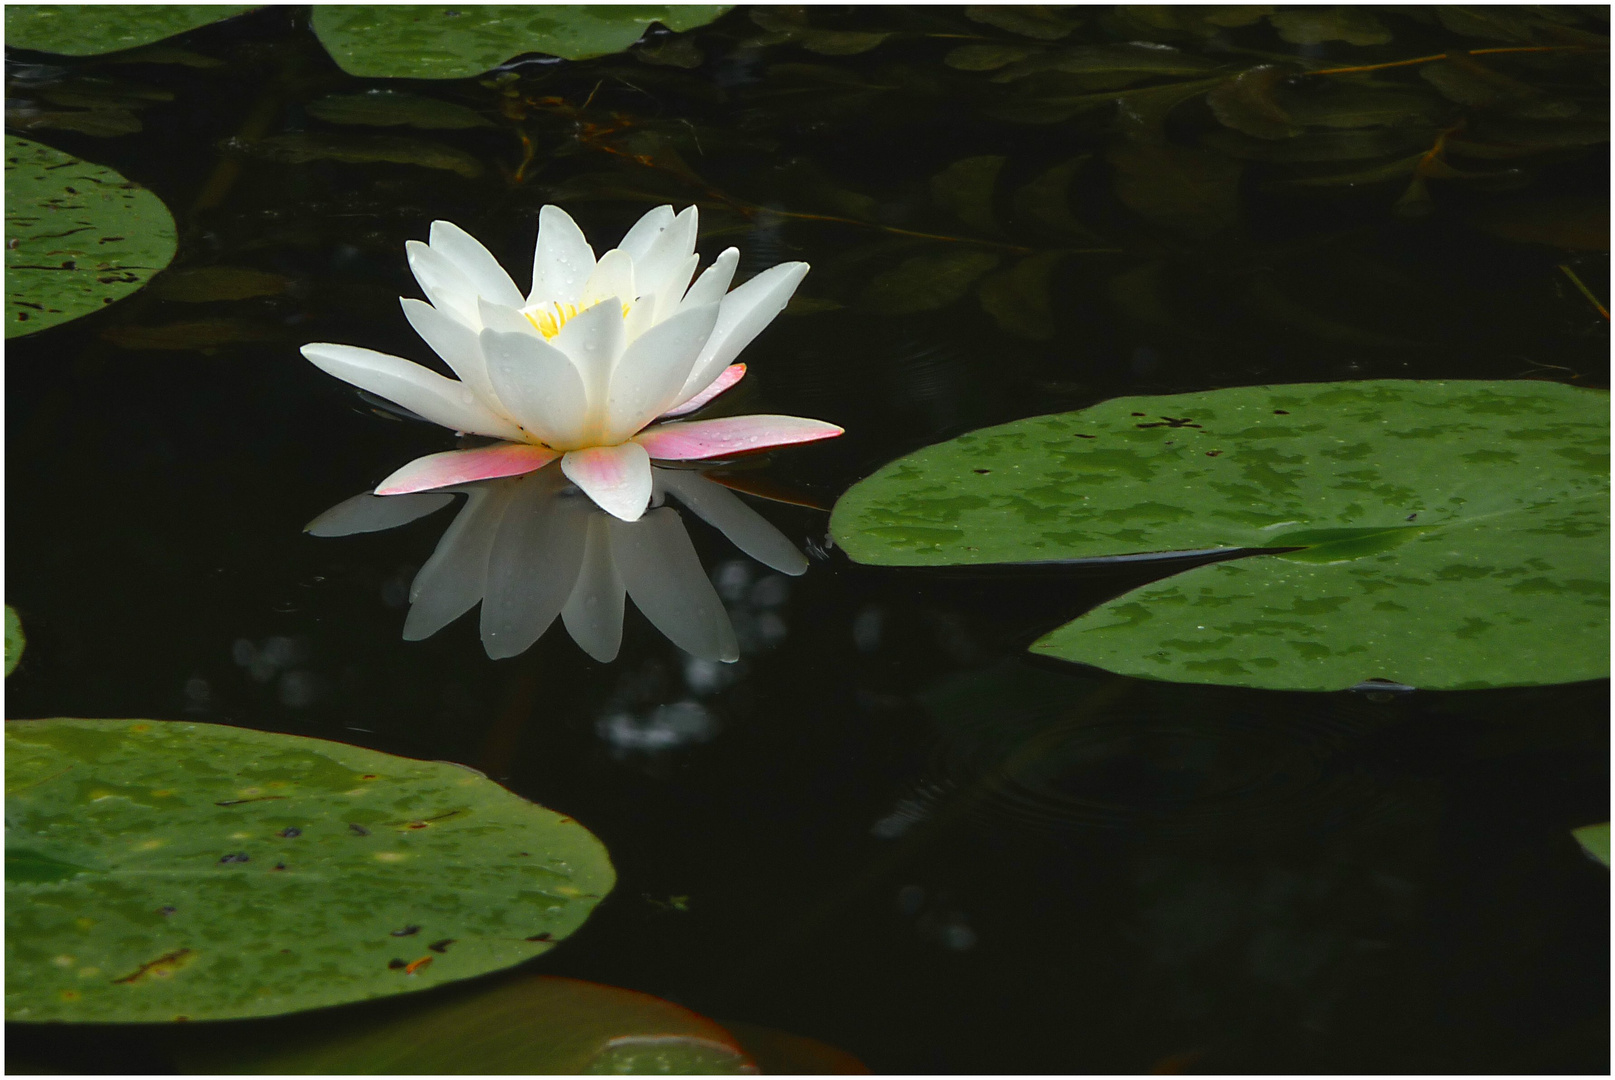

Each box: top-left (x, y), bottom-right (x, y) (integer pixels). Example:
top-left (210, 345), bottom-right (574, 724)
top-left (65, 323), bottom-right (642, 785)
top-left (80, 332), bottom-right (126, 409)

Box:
top-left (5, 718), bottom-right (615, 1022)
top-left (863, 250), bottom-right (1002, 314)
top-left (931, 155), bottom-right (1004, 234)
top-left (5, 607), bottom-right (22, 677)
top-left (977, 251), bottom-right (1065, 340)
top-left (305, 91), bottom-right (494, 130)
top-left (180, 975), bottom-right (752, 1073)
top-left (1268, 8), bottom-right (1392, 46)
top-left (5, 135), bottom-right (176, 339)
top-left (1572, 823), bottom-right (1611, 867)
top-left (310, 5), bottom-right (731, 78)
top-left (965, 5), bottom-right (1081, 40)
top-left (944, 43), bottom-right (1036, 71)
top-left (829, 380), bottom-right (1608, 691)
top-left (1108, 140), bottom-right (1242, 237)
top-left (3, 5), bottom-right (256, 56)
top-left (1207, 65), bottom-right (1302, 140)
top-left (148, 266), bottom-right (293, 302)
top-left (220, 133), bottom-right (484, 179)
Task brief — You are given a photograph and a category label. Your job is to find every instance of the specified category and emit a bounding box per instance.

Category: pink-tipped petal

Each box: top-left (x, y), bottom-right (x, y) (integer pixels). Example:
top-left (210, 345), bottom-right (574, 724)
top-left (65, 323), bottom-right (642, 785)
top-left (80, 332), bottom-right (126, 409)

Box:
top-left (633, 415), bottom-right (844, 461)
top-left (660, 363), bottom-right (746, 419)
top-left (562, 442), bottom-right (653, 522)
top-left (375, 444), bottom-right (559, 495)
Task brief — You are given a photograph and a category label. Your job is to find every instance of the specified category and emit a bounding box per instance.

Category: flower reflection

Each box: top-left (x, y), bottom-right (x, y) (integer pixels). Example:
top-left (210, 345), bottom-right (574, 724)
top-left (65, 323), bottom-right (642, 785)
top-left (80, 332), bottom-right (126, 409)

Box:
top-left (307, 464), bottom-right (808, 663)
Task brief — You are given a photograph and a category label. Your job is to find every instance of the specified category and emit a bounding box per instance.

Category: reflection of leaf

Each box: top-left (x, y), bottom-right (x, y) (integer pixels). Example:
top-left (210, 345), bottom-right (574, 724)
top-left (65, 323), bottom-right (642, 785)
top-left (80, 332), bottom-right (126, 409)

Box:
top-left (1572, 823), bottom-right (1611, 867)
top-left (1268, 8), bottom-right (1391, 46)
top-left (864, 250), bottom-right (1002, 314)
top-left (306, 90), bottom-right (493, 129)
top-left (182, 976), bottom-right (753, 1073)
top-left (5, 135), bottom-right (176, 339)
top-left (310, 5), bottom-right (731, 78)
top-left (1469, 198), bottom-right (1610, 252)
top-left (1108, 140), bottom-right (1242, 237)
top-left (149, 266), bottom-right (293, 302)
top-left (1207, 65), bottom-right (1301, 140)
top-left (978, 251), bottom-right (1065, 340)
top-left (100, 319), bottom-right (279, 351)
top-left (944, 43), bottom-right (1035, 71)
top-left (966, 5), bottom-right (1081, 40)
top-left (4, 607), bottom-right (22, 677)
top-left (931, 155), bottom-right (1004, 234)
top-left (1010, 157), bottom-right (1094, 236)
top-left (221, 133), bottom-right (484, 178)
top-left (5, 718), bottom-right (616, 1022)
top-left (830, 380), bottom-right (1609, 691)
top-left (3, 5), bottom-right (256, 55)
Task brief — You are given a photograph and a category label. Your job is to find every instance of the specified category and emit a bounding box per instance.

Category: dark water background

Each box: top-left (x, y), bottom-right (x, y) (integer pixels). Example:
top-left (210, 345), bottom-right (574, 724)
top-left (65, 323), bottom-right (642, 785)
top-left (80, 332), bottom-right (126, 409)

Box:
top-left (6, 6), bottom-right (1610, 1073)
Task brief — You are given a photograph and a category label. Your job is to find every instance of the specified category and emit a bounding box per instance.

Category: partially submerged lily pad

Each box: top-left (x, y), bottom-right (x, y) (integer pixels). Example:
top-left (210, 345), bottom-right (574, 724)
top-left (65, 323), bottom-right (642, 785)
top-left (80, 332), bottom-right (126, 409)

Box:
top-left (310, 5), bottom-right (732, 78)
top-left (1572, 823), bottom-right (1610, 866)
top-left (6, 718), bottom-right (614, 1022)
top-left (831, 381), bottom-right (1608, 691)
top-left (4, 5), bottom-right (256, 56)
top-left (5, 135), bottom-right (176, 338)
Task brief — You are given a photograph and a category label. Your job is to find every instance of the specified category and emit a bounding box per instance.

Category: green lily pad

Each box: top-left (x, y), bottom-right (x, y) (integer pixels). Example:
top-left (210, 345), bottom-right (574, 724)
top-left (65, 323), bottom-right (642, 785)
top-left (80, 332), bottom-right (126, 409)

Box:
top-left (310, 5), bottom-right (731, 79)
top-left (3, 5), bottom-right (256, 56)
top-left (830, 381), bottom-right (1609, 691)
top-left (5, 136), bottom-right (176, 338)
top-left (5, 718), bottom-right (614, 1023)
top-left (178, 975), bottom-right (753, 1074)
top-left (1572, 823), bottom-right (1610, 866)
top-left (5, 606), bottom-right (22, 677)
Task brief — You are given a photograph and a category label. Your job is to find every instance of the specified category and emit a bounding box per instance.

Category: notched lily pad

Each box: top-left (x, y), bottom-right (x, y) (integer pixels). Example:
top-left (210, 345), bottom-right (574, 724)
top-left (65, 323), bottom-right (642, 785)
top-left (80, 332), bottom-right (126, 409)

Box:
top-left (5, 718), bottom-right (614, 1022)
top-left (5, 135), bottom-right (176, 338)
top-left (830, 380), bottom-right (1608, 691)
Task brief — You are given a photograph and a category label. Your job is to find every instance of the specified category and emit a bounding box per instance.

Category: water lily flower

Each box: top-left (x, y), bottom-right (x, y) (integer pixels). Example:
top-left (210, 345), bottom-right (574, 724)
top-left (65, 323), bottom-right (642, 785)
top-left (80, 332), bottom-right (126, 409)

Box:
top-left (301, 205), bottom-right (842, 522)
top-left (307, 465), bottom-right (808, 662)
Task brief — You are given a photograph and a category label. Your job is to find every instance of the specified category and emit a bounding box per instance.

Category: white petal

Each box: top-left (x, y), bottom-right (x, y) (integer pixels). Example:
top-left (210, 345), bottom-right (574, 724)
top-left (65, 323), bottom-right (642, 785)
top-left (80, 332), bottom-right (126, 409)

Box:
top-left (550, 295), bottom-right (626, 426)
top-left (406, 240), bottom-right (480, 326)
top-left (680, 248), bottom-right (739, 311)
top-left (580, 248), bottom-right (635, 308)
top-left (301, 342), bottom-right (524, 441)
top-left (610, 507), bottom-right (739, 662)
top-left (651, 253), bottom-right (700, 323)
top-left (657, 470), bottom-right (808, 575)
top-left (428, 220), bottom-right (524, 307)
top-left (400, 298), bottom-right (506, 417)
top-left (404, 483), bottom-right (513, 640)
top-left (634, 205), bottom-right (699, 304)
top-left (305, 490), bottom-right (454, 537)
top-left (480, 476), bottom-right (590, 658)
top-left (477, 296), bottom-right (536, 337)
top-left (530, 205), bottom-right (596, 307)
top-left (617, 205), bottom-right (674, 263)
top-left (560, 514), bottom-right (626, 662)
top-left (480, 328), bottom-right (591, 448)
top-left (601, 302), bottom-right (720, 444)
top-left (681, 261), bottom-right (808, 400)
top-left (562, 442), bottom-right (653, 522)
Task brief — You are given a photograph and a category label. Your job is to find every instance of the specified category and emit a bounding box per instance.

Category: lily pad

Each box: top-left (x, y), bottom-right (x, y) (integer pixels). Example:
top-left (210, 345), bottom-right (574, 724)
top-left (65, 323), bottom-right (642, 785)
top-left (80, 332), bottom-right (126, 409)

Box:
top-left (1572, 823), bottom-right (1610, 867)
top-left (3, 5), bottom-right (256, 56)
top-left (180, 975), bottom-right (754, 1074)
top-left (310, 5), bottom-right (731, 78)
top-left (830, 380), bottom-right (1609, 691)
top-left (5, 606), bottom-right (22, 676)
top-left (5, 718), bottom-right (614, 1022)
top-left (5, 135), bottom-right (176, 338)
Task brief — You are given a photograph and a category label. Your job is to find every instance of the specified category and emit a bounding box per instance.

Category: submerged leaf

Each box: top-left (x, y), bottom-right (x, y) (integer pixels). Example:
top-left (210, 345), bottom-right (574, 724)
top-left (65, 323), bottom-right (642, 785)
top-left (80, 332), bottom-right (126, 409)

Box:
top-left (1469, 197), bottom-right (1610, 252)
top-left (100, 319), bottom-right (278, 351)
top-left (221, 133), bottom-right (484, 178)
top-left (1268, 8), bottom-right (1392, 46)
top-left (1108, 140), bottom-right (1242, 237)
top-left (864, 250), bottom-right (1002, 314)
top-left (1420, 56), bottom-right (1577, 119)
top-left (830, 380), bottom-right (1608, 691)
top-left (5, 718), bottom-right (615, 1022)
top-left (1010, 157), bottom-right (1095, 236)
top-left (149, 266), bottom-right (293, 302)
top-left (1207, 65), bottom-right (1302, 140)
top-left (305, 91), bottom-right (494, 129)
top-left (4, 606), bottom-right (22, 677)
top-left (5, 135), bottom-right (176, 339)
top-left (931, 155), bottom-right (1005, 234)
top-left (945, 43), bottom-right (1036, 71)
top-left (965, 5), bottom-right (1082, 40)
top-left (977, 251), bottom-right (1065, 340)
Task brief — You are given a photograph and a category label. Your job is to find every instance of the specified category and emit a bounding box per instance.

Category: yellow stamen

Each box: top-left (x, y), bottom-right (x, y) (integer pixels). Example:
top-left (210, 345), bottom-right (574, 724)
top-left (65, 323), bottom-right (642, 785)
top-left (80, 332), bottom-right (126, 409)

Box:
top-left (521, 299), bottom-right (633, 340)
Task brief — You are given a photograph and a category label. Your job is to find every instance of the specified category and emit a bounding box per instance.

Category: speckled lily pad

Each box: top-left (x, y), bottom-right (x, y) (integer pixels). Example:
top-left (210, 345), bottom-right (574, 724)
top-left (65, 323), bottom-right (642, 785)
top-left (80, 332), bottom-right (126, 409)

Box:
top-left (5, 136), bottom-right (176, 338)
top-left (831, 380), bottom-right (1608, 691)
top-left (5, 718), bottom-right (614, 1023)
top-left (3, 5), bottom-right (256, 56)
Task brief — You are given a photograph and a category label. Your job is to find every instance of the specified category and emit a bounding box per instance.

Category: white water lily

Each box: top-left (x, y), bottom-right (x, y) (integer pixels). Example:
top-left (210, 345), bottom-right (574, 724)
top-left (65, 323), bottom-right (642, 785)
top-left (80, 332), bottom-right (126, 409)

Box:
top-left (301, 205), bottom-right (842, 522)
top-left (307, 465), bottom-right (808, 662)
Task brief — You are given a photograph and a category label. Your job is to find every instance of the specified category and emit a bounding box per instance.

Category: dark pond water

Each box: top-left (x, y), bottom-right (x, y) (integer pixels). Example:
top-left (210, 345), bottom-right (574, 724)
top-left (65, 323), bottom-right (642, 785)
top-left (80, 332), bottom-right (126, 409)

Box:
top-left (7, 5), bottom-right (1610, 1073)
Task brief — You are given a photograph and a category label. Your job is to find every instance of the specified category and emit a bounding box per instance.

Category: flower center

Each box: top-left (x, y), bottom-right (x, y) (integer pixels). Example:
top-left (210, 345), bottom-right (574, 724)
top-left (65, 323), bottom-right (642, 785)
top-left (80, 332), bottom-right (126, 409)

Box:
top-left (521, 298), bottom-right (632, 340)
